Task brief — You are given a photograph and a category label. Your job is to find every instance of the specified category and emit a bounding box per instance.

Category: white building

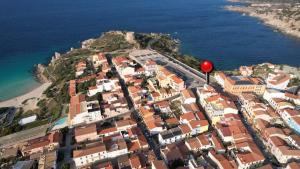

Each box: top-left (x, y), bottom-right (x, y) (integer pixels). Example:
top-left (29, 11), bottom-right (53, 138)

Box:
top-left (18, 115), bottom-right (37, 126)
top-left (91, 53), bottom-right (106, 68)
top-left (73, 144), bottom-right (107, 167)
top-left (158, 127), bottom-right (184, 145)
top-left (106, 139), bottom-right (128, 158)
top-left (214, 72), bottom-right (227, 87)
top-left (266, 72), bottom-right (290, 90)
top-left (263, 88), bottom-right (285, 101)
top-left (267, 136), bottom-right (300, 164)
top-left (69, 95), bottom-right (103, 126)
top-left (181, 89), bottom-right (196, 104)
top-left (87, 79), bottom-right (118, 96)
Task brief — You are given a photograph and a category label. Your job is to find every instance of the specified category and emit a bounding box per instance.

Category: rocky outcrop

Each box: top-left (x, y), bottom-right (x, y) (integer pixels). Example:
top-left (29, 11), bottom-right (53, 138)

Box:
top-left (50, 52), bottom-right (61, 65)
top-left (225, 3), bottom-right (300, 39)
top-left (34, 64), bottom-right (50, 83)
top-left (82, 38), bottom-right (96, 49)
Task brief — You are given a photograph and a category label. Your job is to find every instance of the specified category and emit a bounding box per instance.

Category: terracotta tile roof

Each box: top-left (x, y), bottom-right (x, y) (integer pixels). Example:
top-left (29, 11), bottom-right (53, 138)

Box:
top-left (255, 119), bottom-right (269, 130)
top-left (129, 155), bottom-right (142, 168)
top-left (171, 75), bottom-right (184, 84)
top-left (205, 94), bottom-right (224, 103)
top-left (179, 124), bottom-right (191, 134)
top-left (69, 94), bottom-right (86, 119)
top-left (264, 127), bottom-right (285, 138)
top-left (127, 140), bottom-right (141, 152)
top-left (128, 86), bottom-right (141, 94)
top-left (162, 144), bottom-right (184, 161)
top-left (180, 112), bottom-right (196, 122)
top-left (160, 67), bottom-right (173, 77)
top-left (268, 73), bottom-right (290, 85)
top-left (75, 123), bottom-right (97, 137)
top-left (285, 92), bottom-right (299, 99)
top-left (73, 143), bottom-right (106, 158)
top-left (195, 111), bottom-right (206, 120)
top-left (199, 120), bottom-right (209, 127)
top-left (181, 89), bottom-right (195, 99)
top-left (152, 160), bottom-right (168, 169)
top-left (292, 116), bottom-right (300, 125)
top-left (269, 136), bottom-right (286, 146)
top-left (69, 80), bottom-right (76, 96)
top-left (221, 100), bottom-right (237, 109)
top-left (95, 161), bottom-right (113, 169)
top-left (145, 120), bottom-right (160, 130)
top-left (116, 119), bottom-right (136, 128)
top-left (151, 92), bottom-right (161, 98)
top-left (211, 133), bottom-right (225, 150)
top-left (23, 140), bottom-right (50, 152)
top-left (155, 101), bottom-right (170, 108)
top-left (198, 134), bottom-right (210, 146)
top-left (256, 164), bottom-right (273, 169)
top-left (146, 59), bottom-right (157, 66)
top-left (165, 117), bottom-right (179, 125)
top-left (189, 120), bottom-right (201, 129)
top-left (284, 108), bottom-right (300, 117)
top-left (77, 74), bottom-right (97, 83)
top-left (24, 132), bottom-right (60, 152)
top-left (182, 103), bottom-right (200, 112)
top-left (278, 146), bottom-right (300, 156)
top-left (139, 107), bottom-right (154, 119)
top-left (137, 134), bottom-right (148, 147)
top-left (112, 56), bottom-right (128, 65)
top-left (186, 137), bottom-right (201, 150)
top-left (287, 162), bottom-right (300, 169)
top-left (209, 150), bottom-right (237, 169)
top-left (98, 127), bottom-right (117, 135)
top-left (235, 141), bottom-right (265, 164)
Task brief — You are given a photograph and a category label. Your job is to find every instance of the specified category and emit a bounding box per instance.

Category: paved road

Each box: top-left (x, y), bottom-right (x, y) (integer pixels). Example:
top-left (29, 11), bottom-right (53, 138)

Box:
top-left (146, 39), bottom-right (213, 82)
top-left (0, 124), bottom-right (49, 148)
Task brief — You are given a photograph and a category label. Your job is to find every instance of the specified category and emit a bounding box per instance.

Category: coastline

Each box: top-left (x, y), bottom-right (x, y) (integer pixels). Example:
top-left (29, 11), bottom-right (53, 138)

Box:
top-left (0, 82), bottom-right (52, 108)
top-left (0, 53), bottom-right (54, 108)
top-left (224, 4), bottom-right (300, 39)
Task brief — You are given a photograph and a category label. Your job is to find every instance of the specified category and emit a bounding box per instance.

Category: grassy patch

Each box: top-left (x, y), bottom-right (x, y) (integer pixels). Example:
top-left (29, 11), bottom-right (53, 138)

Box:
top-left (89, 32), bottom-right (133, 52)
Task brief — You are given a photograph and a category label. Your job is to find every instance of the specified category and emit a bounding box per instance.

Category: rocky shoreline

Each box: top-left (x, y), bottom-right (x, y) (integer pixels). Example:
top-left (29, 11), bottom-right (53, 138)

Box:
top-left (225, 2), bottom-right (300, 39)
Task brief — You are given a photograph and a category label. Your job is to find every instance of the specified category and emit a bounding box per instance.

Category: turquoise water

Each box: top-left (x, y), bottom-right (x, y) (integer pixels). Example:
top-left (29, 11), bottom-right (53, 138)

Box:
top-left (1, 0), bottom-right (300, 100)
top-left (54, 117), bottom-right (67, 126)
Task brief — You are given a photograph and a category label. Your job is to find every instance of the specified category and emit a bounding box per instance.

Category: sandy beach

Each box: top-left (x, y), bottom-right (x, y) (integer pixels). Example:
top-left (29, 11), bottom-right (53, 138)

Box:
top-left (0, 82), bottom-right (52, 109)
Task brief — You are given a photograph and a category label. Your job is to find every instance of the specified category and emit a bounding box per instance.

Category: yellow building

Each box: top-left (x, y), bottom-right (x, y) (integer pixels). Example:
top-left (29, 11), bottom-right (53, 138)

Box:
top-left (224, 76), bottom-right (266, 95)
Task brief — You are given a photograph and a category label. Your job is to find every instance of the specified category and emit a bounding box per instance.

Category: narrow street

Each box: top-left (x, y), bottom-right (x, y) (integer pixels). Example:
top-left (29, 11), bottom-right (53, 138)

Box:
top-left (106, 54), bottom-right (162, 160)
top-left (235, 101), bottom-right (276, 166)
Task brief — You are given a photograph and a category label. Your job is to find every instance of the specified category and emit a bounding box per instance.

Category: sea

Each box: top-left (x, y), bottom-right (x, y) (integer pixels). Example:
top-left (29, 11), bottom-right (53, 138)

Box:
top-left (1, 0), bottom-right (300, 101)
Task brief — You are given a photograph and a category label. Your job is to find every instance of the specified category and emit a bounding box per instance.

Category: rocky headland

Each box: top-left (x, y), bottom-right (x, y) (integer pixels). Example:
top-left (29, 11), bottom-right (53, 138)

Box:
top-left (225, 0), bottom-right (300, 38)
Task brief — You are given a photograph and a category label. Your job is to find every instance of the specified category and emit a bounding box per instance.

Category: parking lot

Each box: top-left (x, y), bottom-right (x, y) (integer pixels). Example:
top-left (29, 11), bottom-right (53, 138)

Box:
top-left (129, 49), bottom-right (207, 88)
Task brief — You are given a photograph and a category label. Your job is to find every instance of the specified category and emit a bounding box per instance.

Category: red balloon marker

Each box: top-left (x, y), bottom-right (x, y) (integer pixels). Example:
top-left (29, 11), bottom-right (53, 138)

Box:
top-left (200, 60), bottom-right (214, 84)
